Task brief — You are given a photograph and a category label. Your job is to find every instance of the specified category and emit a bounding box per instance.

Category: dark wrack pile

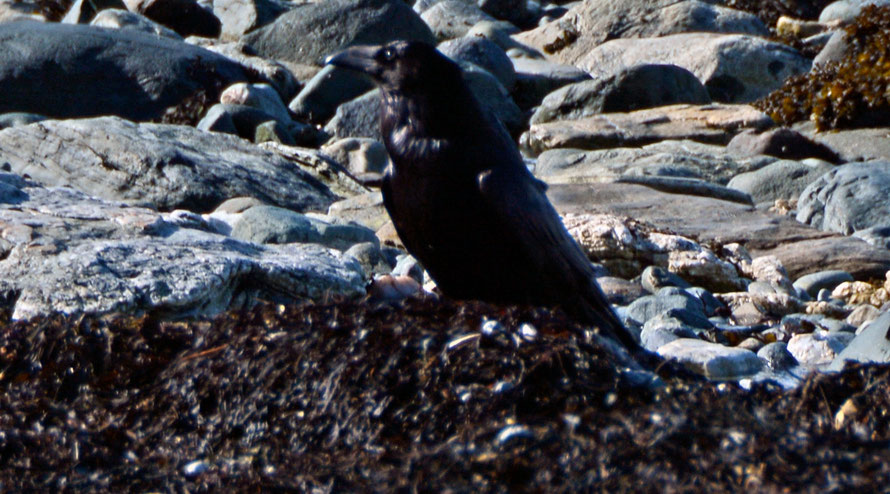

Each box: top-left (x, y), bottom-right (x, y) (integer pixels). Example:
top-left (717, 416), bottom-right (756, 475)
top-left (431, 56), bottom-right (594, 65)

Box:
top-left (1, 300), bottom-right (890, 491)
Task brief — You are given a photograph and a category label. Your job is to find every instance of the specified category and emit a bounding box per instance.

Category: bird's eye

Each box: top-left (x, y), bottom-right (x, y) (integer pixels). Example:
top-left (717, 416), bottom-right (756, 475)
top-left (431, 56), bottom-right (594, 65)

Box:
top-left (382, 48), bottom-right (395, 61)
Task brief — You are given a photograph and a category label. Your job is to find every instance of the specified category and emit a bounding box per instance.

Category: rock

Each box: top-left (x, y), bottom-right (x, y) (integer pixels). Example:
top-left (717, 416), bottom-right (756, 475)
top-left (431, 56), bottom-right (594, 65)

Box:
top-left (466, 19), bottom-right (523, 52)
top-left (535, 140), bottom-right (775, 186)
top-left (812, 29), bottom-right (848, 67)
top-left (640, 319), bottom-right (697, 352)
top-left (614, 176), bottom-right (753, 206)
top-left (797, 161), bottom-right (890, 235)
top-left (667, 248), bottom-right (745, 292)
top-left (477, 0), bottom-right (528, 26)
top-left (345, 242), bottom-right (393, 277)
top-left (322, 138), bottom-right (391, 175)
top-left (624, 287), bottom-right (705, 326)
top-left (727, 128), bottom-right (841, 163)
top-left (0, 1), bottom-right (44, 22)
top-left (0, 179), bottom-right (364, 320)
top-left (523, 103), bottom-right (773, 155)
top-left (327, 191), bottom-right (389, 232)
top-left (597, 276), bottom-right (646, 305)
top-left (123, 0), bottom-right (221, 37)
top-left (62, 0), bottom-right (126, 24)
top-left (438, 36), bottom-right (516, 90)
top-left (797, 125), bottom-right (890, 162)
top-left (195, 40), bottom-right (300, 101)
top-left (641, 265), bottom-right (691, 293)
top-left (244, 0), bottom-right (435, 65)
top-left (746, 255), bottom-right (795, 295)
top-left (727, 159), bottom-right (835, 205)
top-left (787, 331), bottom-right (848, 366)
top-left (830, 311), bottom-right (890, 369)
top-left (0, 117), bottom-right (335, 212)
top-left (793, 270), bottom-right (855, 299)
top-left (220, 82), bottom-right (291, 124)
top-left (212, 0), bottom-right (287, 41)
top-left (89, 8), bottom-right (182, 39)
top-left (509, 56), bottom-right (590, 110)
top-left (853, 225), bottom-right (890, 249)
top-left (577, 33), bottom-right (811, 103)
top-left (421, 0), bottom-right (495, 41)
top-left (657, 338), bottom-right (764, 379)
top-left (392, 254), bottom-right (424, 283)
top-left (718, 292), bottom-right (804, 322)
top-left (324, 90), bottom-right (381, 140)
top-left (530, 64), bottom-right (710, 125)
top-left (757, 342), bottom-right (798, 370)
top-left (0, 22), bottom-right (247, 121)
top-left (197, 103), bottom-right (287, 141)
top-left (550, 182), bottom-right (890, 280)
top-left (289, 65), bottom-right (375, 124)
top-left (257, 142), bottom-right (369, 199)
top-left (231, 205), bottom-right (378, 251)
top-left (819, 0), bottom-right (890, 23)
top-left (514, 0), bottom-right (769, 67)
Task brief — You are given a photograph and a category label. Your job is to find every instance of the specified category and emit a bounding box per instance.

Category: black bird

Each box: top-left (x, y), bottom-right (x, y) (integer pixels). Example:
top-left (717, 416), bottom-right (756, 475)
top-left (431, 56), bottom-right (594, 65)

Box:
top-left (327, 41), bottom-right (637, 349)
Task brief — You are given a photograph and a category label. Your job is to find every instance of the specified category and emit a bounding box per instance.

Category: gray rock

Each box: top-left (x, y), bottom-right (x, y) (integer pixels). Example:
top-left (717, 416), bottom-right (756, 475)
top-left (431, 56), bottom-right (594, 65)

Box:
top-left (535, 140), bottom-right (775, 185)
top-left (344, 241), bottom-right (393, 277)
top-left (510, 56), bottom-right (590, 110)
top-left (598, 276), bottom-right (646, 306)
top-left (641, 265), bottom-right (691, 293)
top-left (196, 40), bottom-right (300, 101)
top-left (799, 126), bottom-right (890, 163)
top-left (727, 159), bottom-right (835, 204)
top-left (0, 22), bottom-right (247, 121)
top-left (438, 36), bottom-right (516, 90)
top-left (62, 0), bottom-right (126, 24)
top-left (819, 0), bottom-right (890, 22)
top-left (327, 191), bottom-right (389, 231)
top-left (392, 254), bottom-right (425, 283)
top-left (322, 137), bottom-right (391, 175)
top-left (846, 304), bottom-right (882, 328)
top-left (614, 176), bottom-right (753, 206)
top-left (657, 338), bottom-right (764, 379)
top-left (0, 180), bottom-right (364, 320)
top-left (466, 20), bottom-right (522, 52)
top-left (578, 33), bottom-right (811, 103)
top-left (757, 342), bottom-right (798, 370)
top-left (793, 270), bottom-right (855, 298)
top-left (727, 128), bottom-right (841, 163)
top-left (0, 117), bottom-right (335, 212)
top-left (212, 0), bottom-right (287, 41)
top-left (686, 287), bottom-right (725, 317)
top-left (523, 103), bottom-right (774, 155)
top-left (197, 103), bottom-right (286, 141)
top-left (853, 225), bottom-right (890, 249)
top-left (514, 0), bottom-right (769, 68)
top-left (0, 112), bottom-right (45, 130)
top-left (243, 0), bottom-right (435, 65)
top-left (797, 161), bottom-right (890, 235)
top-left (123, 0), bottom-right (221, 38)
top-left (640, 318), bottom-right (697, 352)
top-left (830, 311), bottom-right (890, 369)
top-left (530, 64), bottom-right (710, 125)
top-left (231, 206), bottom-right (378, 251)
top-left (324, 90), bottom-right (381, 140)
top-left (421, 0), bottom-right (495, 41)
top-left (625, 286), bottom-right (705, 326)
top-left (89, 8), bottom-right (182, 39)
top-left (289, 65), bottom-right (375, 124)
top-left (812, 29), bottom-right (848, 68)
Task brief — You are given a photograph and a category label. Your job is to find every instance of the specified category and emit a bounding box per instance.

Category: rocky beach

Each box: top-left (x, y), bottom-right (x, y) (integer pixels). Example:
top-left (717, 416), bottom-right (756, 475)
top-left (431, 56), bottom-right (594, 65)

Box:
top-left (2, 0), bottom-right (890, 490)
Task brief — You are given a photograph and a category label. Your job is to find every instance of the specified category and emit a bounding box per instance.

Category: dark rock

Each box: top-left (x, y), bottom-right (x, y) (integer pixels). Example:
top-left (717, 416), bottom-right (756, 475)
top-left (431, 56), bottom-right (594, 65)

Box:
top-left (244, 0), bottom-right (435, 65)
top-left (438, 36), bottom-right (516, 91)
top-left (212, 0), bottom-right (288, 40)
top-left (0, 22), bottom-right (247, 121)
top-left (757, 342), bottom-right (798, 370)
top-left (793, 270), bottom-right (855, 298)
top-left (61, 0), bottom-right (126, 24)
top-left (727, 128), bottom-right (842, 163)
top-left (289, 65), bottom-right (376, 124)
top-left (530, 64), bottom-right (710, 124)
top-left (124, 0), bottom-right (221, 37)
top-left (625, 287), bottom-right (706, 326)
top-left (510, 56), bottom-right (590, 110)
top-left (324, 90), bottom-right (381, 140)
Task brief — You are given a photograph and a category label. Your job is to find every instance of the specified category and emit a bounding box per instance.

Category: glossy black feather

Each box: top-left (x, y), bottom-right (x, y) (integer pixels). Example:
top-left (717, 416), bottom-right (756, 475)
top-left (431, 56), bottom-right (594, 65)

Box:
top-left (327, 41), bottom-right (637, 348)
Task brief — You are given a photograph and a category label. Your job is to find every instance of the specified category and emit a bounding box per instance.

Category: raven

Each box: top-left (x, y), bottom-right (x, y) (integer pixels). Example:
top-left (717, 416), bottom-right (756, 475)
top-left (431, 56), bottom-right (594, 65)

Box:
top-left (327, 41), bottom-right (638, 349)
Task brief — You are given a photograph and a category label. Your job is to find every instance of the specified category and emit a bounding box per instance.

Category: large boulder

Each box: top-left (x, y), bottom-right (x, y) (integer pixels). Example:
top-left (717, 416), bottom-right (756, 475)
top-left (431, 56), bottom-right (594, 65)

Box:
top-left (0, 117), bottom-right (336, 213)
top-left (243, 0), bottom-right (435, 65)
top-left (0, 21), bottom-right (248, 120)
top-left (797, 161), bottom-right (890, 235)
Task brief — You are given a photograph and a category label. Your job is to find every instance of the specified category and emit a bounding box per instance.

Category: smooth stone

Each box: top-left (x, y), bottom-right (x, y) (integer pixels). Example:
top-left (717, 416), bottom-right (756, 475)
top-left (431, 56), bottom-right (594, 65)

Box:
top-left (641, 265), bottom-right (691, 293)
top-left (797, 124), bottom-right (890, 163)
top-left (212, 0), bottom-right (287, 40)
top-left (89, 9), bottom-right (181, 40)
top-left (727, 159), bottom-right (834, 205)
top-left (220, 83), bottom-right (291, 125)
top-left (197, 103), bottom-right (288, 141)
top-left (530, 64), bottom-right (710, 125)
top-left (686, 287), bottom-right (725, 317)
top-left (509, 56), bottom-right (590, 110)
top-left (438, 36), bottom-right (516, 90)
top-left (597, 276), bottom-right (647, 306)
top-left (657, 338), bottom-right (764, 379)
top-left (819, 0), bottom-right (890, 22)
top-left (793, 270), bottom-right (855, 298)
top-left (322, 137), bottom-right (391, 175)
top-left (289, 65), bottom-right (375, 124)
top-left (392, 254), bottom-right (424, 283)
top-left (726, 128), bottom-right (841, 163)
top-left (62, 0), bottom-right (126, 24)
top-left (421, 0), bottom-right (494, 41)
top-left (243, 0), bottom-right (435, 65)
top-left (344, 241), bottom-right (392, 277)
top-left (624, 287), bottom-right (705, 326)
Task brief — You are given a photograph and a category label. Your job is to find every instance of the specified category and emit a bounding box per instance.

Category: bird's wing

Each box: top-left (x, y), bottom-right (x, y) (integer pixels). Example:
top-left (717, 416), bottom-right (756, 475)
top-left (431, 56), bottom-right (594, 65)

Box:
top-left (477, 166), bottom-right (635, 346)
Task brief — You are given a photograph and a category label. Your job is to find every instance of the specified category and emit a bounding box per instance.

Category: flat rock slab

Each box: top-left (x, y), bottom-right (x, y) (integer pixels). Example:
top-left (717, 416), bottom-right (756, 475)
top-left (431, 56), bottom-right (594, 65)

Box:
top-left (0, 21), bottom-right (247, 120)
top-left (0, 176), bottom-right (364, 320)
top-left (548, 182), bottom-right (890, 279)
top-left (0, 117), bottom-right (336, 213)
top-left (657, 338), bottom-right (763, 379)
top-left (523, 104), bottom-right (773, 155)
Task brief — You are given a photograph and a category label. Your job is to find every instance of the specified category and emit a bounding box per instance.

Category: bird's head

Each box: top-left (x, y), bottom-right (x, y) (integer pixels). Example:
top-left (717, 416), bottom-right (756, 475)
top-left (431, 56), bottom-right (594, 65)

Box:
top-left (325, 40), bottom-right (462, 94)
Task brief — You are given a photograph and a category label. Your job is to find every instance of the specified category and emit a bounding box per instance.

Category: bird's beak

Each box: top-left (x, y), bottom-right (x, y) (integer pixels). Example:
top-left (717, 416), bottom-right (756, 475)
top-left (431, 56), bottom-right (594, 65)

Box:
top-left (325, 45), bottom-right (382, 80)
